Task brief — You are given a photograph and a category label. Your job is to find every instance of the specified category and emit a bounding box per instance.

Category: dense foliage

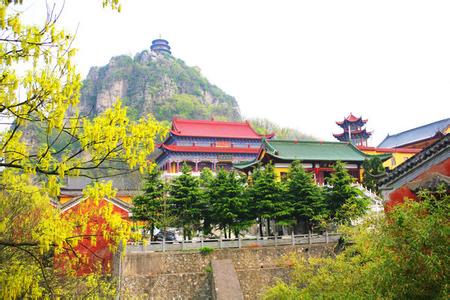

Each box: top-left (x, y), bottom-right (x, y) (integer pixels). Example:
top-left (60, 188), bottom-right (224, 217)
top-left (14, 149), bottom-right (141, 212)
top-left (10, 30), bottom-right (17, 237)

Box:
top-left (286, 161), bottom-right (326, 231)
top-left (132, 167), bottom-right (167, 238)
top-left (136, 162), bottom-right (371, 240)
top-left (247, 164), bottom-right (285, 236)
top-left (362, 156), bottom-right (386, 193)
top-left (207, 169), bottom-right (249, 238)
top-left (80, 51), bottom-right (241, 122)
top-left (265, 185), bottom-right (449, 299)
top-left (324, 161), bottom-right (370, 225)
top-left (249, 118), bottom-right (316, 140)
top-left (168, 164), bottom-right (203, 240)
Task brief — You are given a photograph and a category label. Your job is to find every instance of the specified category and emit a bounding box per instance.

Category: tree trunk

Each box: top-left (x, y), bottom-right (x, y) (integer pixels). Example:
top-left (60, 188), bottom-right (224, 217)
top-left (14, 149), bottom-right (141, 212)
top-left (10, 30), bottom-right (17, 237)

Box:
top-left (150, 224), bottom-right (155, 239)
top-left (259, 218), bottom-right (264, 237)
top-left (224, 228), bottom-right (227, 239)
top-left (228, 228), bottom-right (232, 239)
top-left (267, 219), bottom-right (271, 236)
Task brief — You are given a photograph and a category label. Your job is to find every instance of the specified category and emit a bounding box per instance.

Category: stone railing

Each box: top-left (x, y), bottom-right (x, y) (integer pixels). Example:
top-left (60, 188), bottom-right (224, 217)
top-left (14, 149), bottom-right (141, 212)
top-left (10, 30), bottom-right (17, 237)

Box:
top-left (127, 232), bottom-right (340, 253)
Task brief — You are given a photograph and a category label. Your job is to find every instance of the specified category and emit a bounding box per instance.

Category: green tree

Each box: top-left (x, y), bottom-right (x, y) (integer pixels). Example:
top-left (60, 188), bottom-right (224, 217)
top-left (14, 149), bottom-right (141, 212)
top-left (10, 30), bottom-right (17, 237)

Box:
top-left (249, 118), bottom-right (316, 140)
top-left (362, 157), bottom-right (386, 193)
top-left (247, 163), bottom-right (284, 236)
top-left (209, 169), bottom-right (249, 238)
top-left (265, 185), bottom-right (449, 299)
top-left (325, 161), bottom-right (369, 225)
top-left (0, 1), bottom-right (166, 298)
top-left (286, 161), bottom-right (325, 232)
top-left (132, 167), bottom-right (166, 238)
top-left (156, 94), bottom-right (207, 121)
top-left (169, 163), bottom-right (203, 240)
top-left (198, 167), bottom-right (214, 235)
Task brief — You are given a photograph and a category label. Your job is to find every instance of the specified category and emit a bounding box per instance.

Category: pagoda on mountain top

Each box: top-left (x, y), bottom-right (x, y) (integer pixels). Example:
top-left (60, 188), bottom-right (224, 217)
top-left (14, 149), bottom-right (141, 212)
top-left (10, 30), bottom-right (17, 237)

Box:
top-left (333, 113), bottom-right (372, 146)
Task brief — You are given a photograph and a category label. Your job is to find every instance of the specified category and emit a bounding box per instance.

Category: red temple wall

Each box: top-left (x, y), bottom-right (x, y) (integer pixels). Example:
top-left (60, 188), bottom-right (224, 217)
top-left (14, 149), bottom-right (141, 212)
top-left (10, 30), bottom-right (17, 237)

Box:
top-left (385, 158), bottom-right (450, 210)
top-left (58, 198), bottom-right (130, 275)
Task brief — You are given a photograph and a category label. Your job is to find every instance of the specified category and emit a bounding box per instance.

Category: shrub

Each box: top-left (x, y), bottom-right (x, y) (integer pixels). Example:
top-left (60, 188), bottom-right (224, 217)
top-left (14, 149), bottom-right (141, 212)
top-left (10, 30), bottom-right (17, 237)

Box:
top-left (204, 265), bottom-right (212, 273)
top-left (199, 246), bottom-right (214, 255)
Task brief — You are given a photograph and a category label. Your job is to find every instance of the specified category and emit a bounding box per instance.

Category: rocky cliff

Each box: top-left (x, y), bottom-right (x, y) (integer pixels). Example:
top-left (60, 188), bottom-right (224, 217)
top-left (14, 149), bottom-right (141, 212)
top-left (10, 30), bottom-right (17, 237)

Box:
top-left (80, 50), bottom-right (241, 122)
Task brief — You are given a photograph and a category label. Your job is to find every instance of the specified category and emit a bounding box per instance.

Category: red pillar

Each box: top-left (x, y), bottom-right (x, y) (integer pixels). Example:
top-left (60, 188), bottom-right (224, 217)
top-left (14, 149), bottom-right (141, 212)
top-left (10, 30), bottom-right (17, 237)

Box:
top-left (314, 168), bottom-right (321, 184)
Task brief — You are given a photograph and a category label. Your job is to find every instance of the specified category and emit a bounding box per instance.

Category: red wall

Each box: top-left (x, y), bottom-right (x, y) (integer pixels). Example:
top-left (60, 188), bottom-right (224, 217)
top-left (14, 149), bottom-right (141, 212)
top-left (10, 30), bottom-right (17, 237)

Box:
top-left (385, 158), bottom-right (450, 210)
top-left (58, 198), bottom-right (130, 275)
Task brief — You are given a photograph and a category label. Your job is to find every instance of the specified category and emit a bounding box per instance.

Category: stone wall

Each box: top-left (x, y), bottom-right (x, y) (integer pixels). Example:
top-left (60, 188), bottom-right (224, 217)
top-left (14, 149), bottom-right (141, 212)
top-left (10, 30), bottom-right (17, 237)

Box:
top-left (119, 244), bottom-right (336, 299)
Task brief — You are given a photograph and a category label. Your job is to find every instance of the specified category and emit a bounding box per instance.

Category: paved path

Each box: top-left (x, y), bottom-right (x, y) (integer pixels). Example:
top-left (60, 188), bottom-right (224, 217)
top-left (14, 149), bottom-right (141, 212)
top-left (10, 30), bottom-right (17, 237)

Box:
top-left (211, 259), bottom-right (244, 300)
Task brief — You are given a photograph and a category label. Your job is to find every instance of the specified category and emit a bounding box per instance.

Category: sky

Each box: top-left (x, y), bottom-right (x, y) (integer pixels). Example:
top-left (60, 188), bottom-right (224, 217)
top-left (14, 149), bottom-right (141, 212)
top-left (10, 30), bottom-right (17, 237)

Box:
top-left (22, 0), bottom-right (450, 145)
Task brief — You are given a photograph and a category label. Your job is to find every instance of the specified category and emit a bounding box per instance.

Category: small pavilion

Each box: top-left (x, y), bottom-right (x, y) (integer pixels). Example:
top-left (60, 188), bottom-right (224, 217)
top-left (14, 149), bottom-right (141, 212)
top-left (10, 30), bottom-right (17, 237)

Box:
top-left (333, 113), bottom-right (372, 146)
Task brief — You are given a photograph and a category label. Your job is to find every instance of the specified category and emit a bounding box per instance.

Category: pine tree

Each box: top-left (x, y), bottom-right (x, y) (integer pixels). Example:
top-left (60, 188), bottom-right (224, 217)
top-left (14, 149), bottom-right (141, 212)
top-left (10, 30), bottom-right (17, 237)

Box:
top-left (199, 167), bottom-right (214, 235)
top-left (326, 161), bottom-right (370, 225)
top-left (286, 161), bottom-right (325, 232)
top-left (132, 167), bottom-right (166, 238)
top-left (362, 157), bottom-right (386, 194)
top-left (209, 169), bottom-right (249, 238)
top-left (247, 163), bottom-right (284, 236)
top-left (169, 163), bottom-right (203, 240)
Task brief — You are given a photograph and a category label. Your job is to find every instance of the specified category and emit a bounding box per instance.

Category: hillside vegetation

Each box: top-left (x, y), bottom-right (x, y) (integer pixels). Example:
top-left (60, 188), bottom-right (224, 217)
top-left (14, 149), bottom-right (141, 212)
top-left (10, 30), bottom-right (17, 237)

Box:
top-left (79, 48), bottom-right (314, 140)
top-left (80, 51), bottom-right (240, 122)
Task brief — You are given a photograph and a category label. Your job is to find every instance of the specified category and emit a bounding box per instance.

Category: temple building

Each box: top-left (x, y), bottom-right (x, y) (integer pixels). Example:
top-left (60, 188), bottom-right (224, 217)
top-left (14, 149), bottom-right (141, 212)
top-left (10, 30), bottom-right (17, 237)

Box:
top-left (357, 145), bottom-right (421, 169)
top-left (155, 118), bottom-right (273, 176)
top-left (378, 118), bottom-right (449, 149)
top-left (333, 113), bottom-right (372, 146)
top-left (379, 134), bottom-right (449, 210)
top-left (234, 139), bottom-right (391, 184)
top-left (150, 38), bottom-right (172, 55)
top-left (56, 176), bottom-right (139, 274)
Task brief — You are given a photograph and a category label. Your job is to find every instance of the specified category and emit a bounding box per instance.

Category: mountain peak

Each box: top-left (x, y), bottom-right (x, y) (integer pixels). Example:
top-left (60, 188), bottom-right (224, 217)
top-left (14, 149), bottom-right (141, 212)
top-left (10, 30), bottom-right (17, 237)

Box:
top-left (79, 44), bottom-right (241, 121)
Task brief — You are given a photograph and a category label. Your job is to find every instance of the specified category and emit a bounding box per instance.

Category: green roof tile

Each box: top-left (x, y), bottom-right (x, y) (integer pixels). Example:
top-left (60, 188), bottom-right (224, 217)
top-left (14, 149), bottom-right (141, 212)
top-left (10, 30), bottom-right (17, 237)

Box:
top-left (263, 139), bottom-right (389, 162)
top-left (233, 139), bottom-right (392, 171)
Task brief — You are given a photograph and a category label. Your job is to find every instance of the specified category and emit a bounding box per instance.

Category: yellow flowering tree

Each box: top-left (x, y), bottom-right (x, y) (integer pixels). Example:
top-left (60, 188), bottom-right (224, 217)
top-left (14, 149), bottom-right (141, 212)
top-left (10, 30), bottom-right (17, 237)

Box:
top-left (0, 0), bottom-right (166, 298)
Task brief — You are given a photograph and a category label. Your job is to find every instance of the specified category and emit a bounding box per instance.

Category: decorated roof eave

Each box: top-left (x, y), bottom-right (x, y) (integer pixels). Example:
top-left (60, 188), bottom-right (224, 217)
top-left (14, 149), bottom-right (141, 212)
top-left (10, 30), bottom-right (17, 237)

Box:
top-left (357, 146), bottom-right (422, 154)
top-left (336, 114), bottom-right (367, 127)
top-left (346, 142), bottom-right (392, 162)
top-left (378, 134), bottom-right (449, 187)
top-left (59, 196), bottom-right (133, 213)
top-left (233, 158), bottom-right (261, 171)
top-left (263, 139), bottom-right (392, 163)
top-left (168, 129), bottom-right (270, 140)
top-left (159, 144), bottom-right (260, 154)
top-left (333, 130), bottom-right (373, 138)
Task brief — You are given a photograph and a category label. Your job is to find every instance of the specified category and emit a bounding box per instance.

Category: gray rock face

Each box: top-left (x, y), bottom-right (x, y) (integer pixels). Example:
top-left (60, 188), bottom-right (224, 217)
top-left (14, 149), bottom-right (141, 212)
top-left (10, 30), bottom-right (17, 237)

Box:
top-left (79, 50), bottom-right (241, 121)
top-left (96, 79), bottom-right (128, 113)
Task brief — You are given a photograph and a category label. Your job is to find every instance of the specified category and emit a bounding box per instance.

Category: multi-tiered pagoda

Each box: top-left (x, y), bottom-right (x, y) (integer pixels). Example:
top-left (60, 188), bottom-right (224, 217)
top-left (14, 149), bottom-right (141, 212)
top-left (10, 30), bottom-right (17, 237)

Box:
top-left (150, 38), bottom-right (171, 55)
top-left (333, 113), bottom-right (371, 146)
top-left (156, 118), bottom-right (273, 176)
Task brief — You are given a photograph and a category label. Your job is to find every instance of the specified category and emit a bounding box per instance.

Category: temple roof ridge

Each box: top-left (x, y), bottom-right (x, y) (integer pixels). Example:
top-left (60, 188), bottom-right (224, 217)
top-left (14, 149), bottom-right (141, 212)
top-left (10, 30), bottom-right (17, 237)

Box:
top-left (336, 113), bottom-right (368, 126)
top-left (170, 117), bottom-right (274, 139)
top-left (378, 117), bottom-right (450, 148)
